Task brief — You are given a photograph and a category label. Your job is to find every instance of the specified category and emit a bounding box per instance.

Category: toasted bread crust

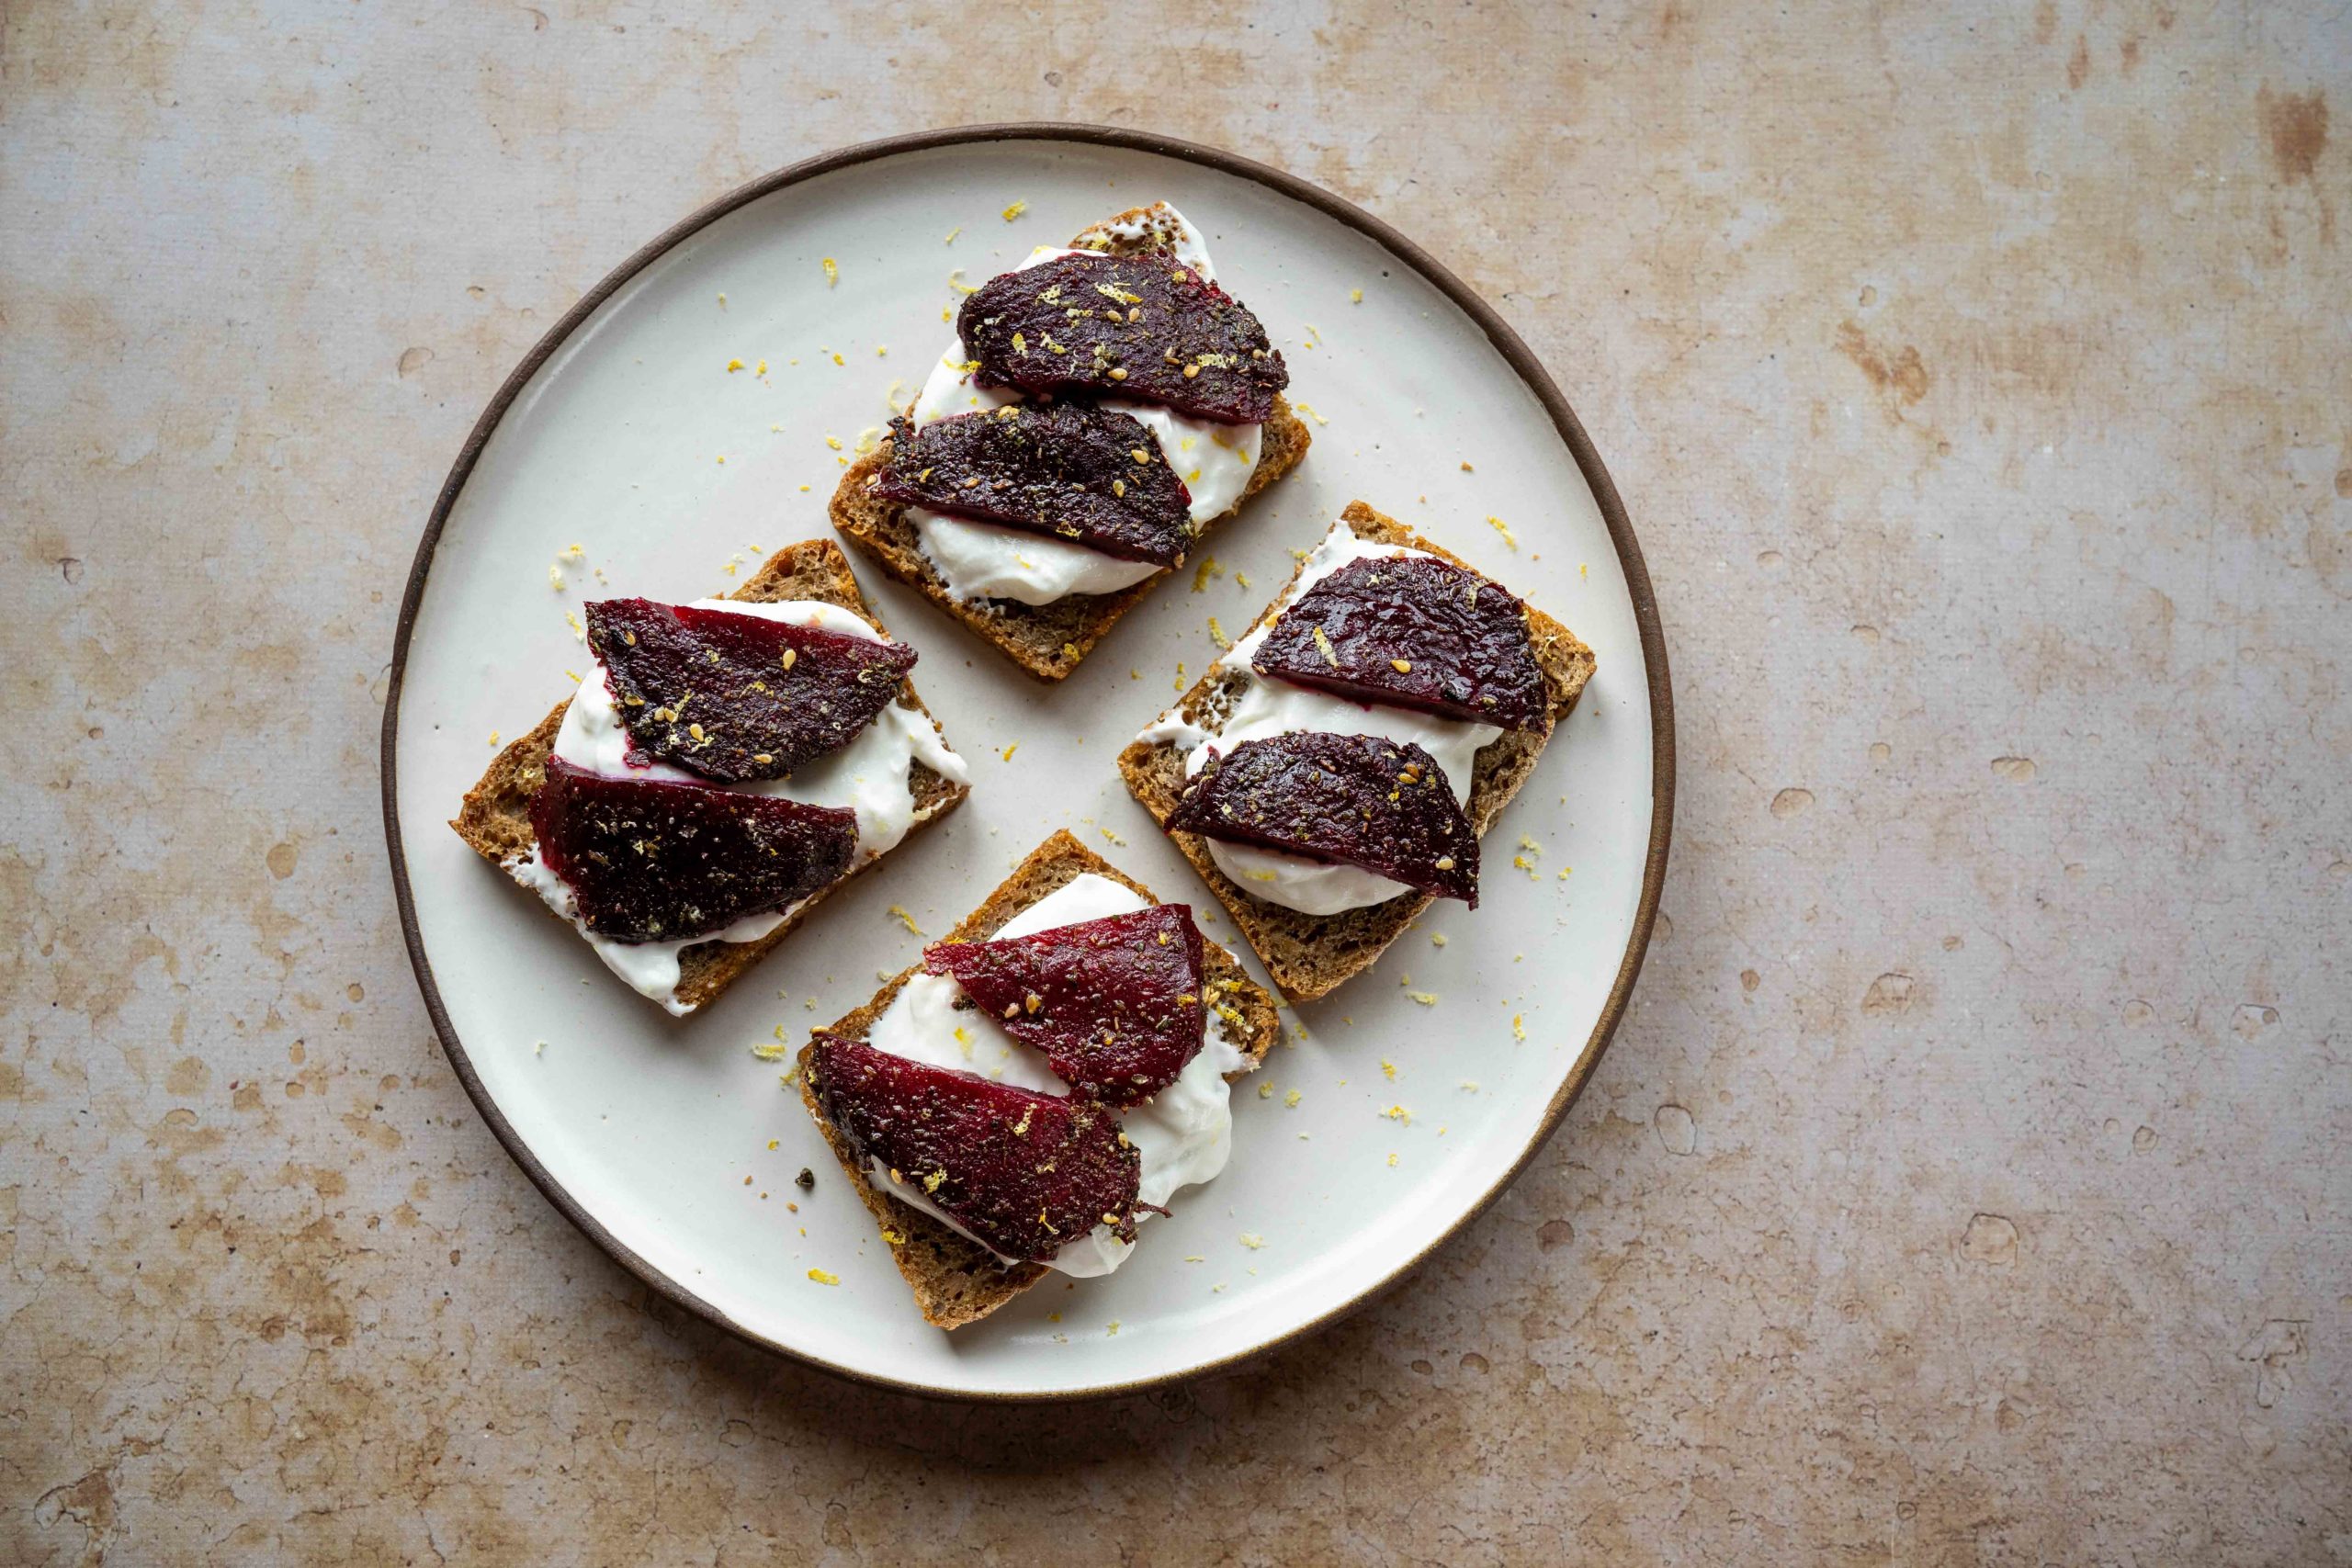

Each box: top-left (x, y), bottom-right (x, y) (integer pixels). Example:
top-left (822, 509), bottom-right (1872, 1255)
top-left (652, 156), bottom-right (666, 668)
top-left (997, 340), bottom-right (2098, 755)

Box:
top-left (1116, 501), bottom-right (1596, 1002)
top-left (828, 207), bottom-right (1309, 682)
top-left (448, 539), bottom-right (967, 1014)
top-left (797, 830), bottom-right (1282, 1330)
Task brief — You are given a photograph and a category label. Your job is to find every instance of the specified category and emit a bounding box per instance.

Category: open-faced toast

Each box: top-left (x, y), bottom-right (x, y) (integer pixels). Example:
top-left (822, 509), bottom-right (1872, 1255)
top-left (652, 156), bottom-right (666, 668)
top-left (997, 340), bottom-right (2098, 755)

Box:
top-left (451, 539), bottom-right (967, 1015)
top-left (831, 203), bottom-right (1311, 682)
top-left (1117, 502), bottom-right (1596, 1002)
top-left (797, 830), bottom-right (1282, 1329)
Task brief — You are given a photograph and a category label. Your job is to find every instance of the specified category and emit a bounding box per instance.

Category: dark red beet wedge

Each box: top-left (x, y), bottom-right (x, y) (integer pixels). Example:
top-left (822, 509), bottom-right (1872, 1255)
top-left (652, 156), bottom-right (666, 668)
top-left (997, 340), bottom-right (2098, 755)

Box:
top-left (958, 251), bottom-right (1287, 424)
top-left (922, 906), bottom-right (1209, 1106)
top-left (529, 757), bottom-right (858, 942)
top-left (1251, 556), bottom-right (1548, 730)
top-left (582, 599), bottom-right (917, 784)
top-left (873, 406), bottom-right (1194, 565)
top-left (1166, 731), bottom-right (1480, 905)
top-left (806, 1036), bottom-right (1144, 1263)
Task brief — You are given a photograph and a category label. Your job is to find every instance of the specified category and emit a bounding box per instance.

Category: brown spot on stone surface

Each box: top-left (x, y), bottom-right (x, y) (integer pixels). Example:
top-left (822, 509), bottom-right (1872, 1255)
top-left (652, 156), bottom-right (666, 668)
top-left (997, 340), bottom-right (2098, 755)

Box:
top-left (1862, 972), bottom-right (1916, 1016)
top-left (265, 840), bottom-right (298, 879)
top-left (33, 1468), bottom-right (117, 1553)
top-left (1740, 968), bottom-right (1760, 992)
top-left (1837, 321), bottom-right (1930, 412)
top-left (2238, 1320), bottom-right (2308, 1408)
top-left (1962, 1213), bottom-right (2019, 1265)
top-left (1654, 1103), bottom-right (1696, 1155)
top-left (2257, 86), bottom-right (2328, 182)
top-left (397, 344), bottom-right (435, 377)
top-left (2066, 34), bottom-right (2089, 89)
top-left (165, 1056), bottom-right (209, 1095)
top-left (1770, 787), bottom-right (1815, 818)
top-left (2232, 1003), bottom-right (2278, 1039)
top-left (1991, 756), bottom-right (2038, 782)
top-left (1537, 1218), bottom-right (1576, 1250)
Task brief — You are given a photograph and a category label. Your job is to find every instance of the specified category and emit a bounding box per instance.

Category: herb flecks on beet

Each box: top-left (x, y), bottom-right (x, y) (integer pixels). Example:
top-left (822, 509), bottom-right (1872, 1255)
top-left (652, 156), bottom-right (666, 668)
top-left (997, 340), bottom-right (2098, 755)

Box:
top-left (923, 905), bottom-right (1210, 1106)
top-left (958, 251), bottom-right (1287, 424)
top-left (529, 757), bottom-right (858, 942)
top-left (807, 1036), bottom-right (1144, 1263)
top-left (583, 599), bottom-right (916, 783)
top-left (875, 405), bottom-right (1194, 565)
top-left (1252, 556), bottom-right (1548, 730)
top-left (1167, 731), bottom-right (1480, 905)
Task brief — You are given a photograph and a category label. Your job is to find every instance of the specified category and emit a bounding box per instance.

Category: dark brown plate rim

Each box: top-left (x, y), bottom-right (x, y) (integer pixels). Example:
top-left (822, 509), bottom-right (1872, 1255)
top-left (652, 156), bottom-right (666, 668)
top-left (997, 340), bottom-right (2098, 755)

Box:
top-left (380, 122), bottom-right (1675, 1403)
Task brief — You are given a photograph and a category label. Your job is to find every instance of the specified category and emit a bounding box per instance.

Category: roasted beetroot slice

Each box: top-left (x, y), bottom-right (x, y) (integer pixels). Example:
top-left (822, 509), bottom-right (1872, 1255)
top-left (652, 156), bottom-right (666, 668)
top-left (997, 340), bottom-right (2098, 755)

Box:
top-left (582, 599), bottom-right (917, 784)
top-left (1166, 731), bottom-right (1480, 905)
top-left (873, 405), bottom-right (1194, 565)
top-left (528, 757), bottom-right (858, 942)
top-left (806, 1036), bottom-right (1143, 1263)
top-left (1251, 556), bottom-right (1548, 730)
top-left (958, 251), bottom-right (1287, 424)
top-left (922, 906), bottom-right (1209, 1106)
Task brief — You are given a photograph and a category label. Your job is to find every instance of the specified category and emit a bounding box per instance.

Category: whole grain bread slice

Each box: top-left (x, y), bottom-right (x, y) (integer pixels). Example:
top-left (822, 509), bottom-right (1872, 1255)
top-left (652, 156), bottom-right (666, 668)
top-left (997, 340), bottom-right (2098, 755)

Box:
top-left (829, 204), bottom-right (1311, 682)
top-left (1116, 501), bottom-right (1597, 1003)
top-left (449, 538), bottom-right (967, 1015)
top-left (795, 829), bottom-right (1282, 1330)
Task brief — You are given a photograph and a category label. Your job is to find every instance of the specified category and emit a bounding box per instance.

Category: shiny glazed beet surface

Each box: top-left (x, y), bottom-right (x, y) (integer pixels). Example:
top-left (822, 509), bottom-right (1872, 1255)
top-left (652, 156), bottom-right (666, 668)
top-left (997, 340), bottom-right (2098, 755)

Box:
top-left (1251, 555), bottom-right (1548, 730)
top-left (1166, 731), bottom-right (1481, 905)
top-left (923, 905), bottom-right (1210, 1106)
top-left (806, 1036), bottom-right (1144, 1263)
top-left (957, 251), bottom-right (1287, 424)
top-left (528, 757), bottom-right (859, 942)
top-left (874, 406), bottom-right (1194, 565)
top-left (583, 599), bottom-right (917, 784)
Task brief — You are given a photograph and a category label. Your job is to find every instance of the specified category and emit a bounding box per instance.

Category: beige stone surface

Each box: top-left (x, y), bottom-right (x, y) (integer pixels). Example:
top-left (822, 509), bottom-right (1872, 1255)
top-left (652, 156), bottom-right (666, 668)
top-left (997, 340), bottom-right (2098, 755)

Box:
top-left (5, 2), bottom-right (2348, 1562)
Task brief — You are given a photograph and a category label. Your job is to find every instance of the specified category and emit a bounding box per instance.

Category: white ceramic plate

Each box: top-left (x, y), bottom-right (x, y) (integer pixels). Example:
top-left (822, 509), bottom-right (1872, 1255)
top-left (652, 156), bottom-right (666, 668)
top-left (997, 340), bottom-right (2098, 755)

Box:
top-left (386, 127), bottom-right (1670, 1400)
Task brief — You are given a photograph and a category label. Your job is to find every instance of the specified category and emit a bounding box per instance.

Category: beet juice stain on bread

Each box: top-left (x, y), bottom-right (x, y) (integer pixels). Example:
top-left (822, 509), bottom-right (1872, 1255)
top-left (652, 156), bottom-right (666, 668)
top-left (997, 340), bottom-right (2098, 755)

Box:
top-left (451, 539), bottom-right (970, 1016)
top-left (797, 831), bottom-right (1280, 1329)
top-left (1119, 502), bottom-right (1595, 1003)
top-left (831, 202), bottom-right (1311, 682)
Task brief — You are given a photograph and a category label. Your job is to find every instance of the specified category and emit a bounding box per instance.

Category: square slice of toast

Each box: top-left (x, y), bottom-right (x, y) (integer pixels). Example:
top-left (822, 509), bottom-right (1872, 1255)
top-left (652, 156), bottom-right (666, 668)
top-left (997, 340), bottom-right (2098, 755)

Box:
top-left (830, 206), bottom-right (1311, 682)
top-left (449, 538), bottom-right (967, 1015)
top-left (796, 829), bottom-right (1283, 1329)
top-left (1116, 501), bottom-right (1597, 1003)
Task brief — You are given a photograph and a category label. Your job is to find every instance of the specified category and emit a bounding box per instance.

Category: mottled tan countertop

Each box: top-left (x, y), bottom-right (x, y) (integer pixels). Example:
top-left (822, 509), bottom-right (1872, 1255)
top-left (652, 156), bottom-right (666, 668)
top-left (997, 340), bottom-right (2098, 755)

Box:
top-left (5, 3), bottom-right (2346, 1562)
